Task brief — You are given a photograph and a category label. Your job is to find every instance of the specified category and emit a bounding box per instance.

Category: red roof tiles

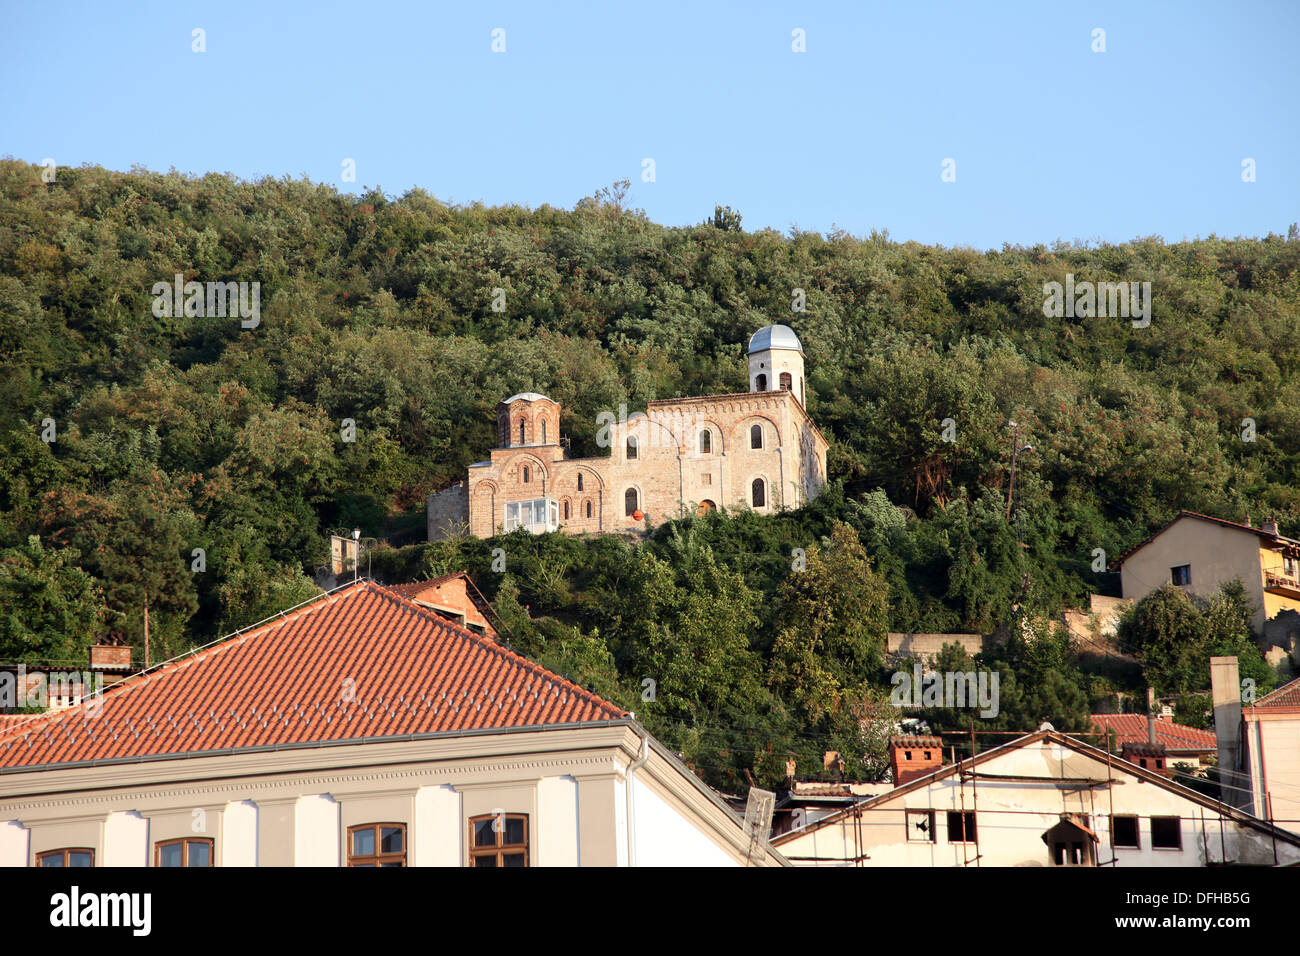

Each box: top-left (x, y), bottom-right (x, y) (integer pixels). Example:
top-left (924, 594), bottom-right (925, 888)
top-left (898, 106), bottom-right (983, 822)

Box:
top-left (1253, 675), bottom-right (1300, 709)
top-left (1090, 714), bottom-right (1217, 752)
top-left (0, 581), bottom-right (626, 770)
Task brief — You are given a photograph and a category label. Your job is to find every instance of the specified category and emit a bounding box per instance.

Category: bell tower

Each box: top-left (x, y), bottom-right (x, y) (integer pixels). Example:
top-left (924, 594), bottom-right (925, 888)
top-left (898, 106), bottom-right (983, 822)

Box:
top-left (747, 324), bottom-right (805, 406)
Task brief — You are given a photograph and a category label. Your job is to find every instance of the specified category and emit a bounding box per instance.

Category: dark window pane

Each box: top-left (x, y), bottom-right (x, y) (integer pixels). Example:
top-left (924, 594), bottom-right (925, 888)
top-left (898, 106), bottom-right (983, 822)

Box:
top-left (1151, 817), bottom-right (1181, 848)
top-left (380, 861), bottom-right (402, 867)
top-left (1112, 816), bottom-right (1139, 848)
top-left (504, 818), bottom-right (525, 845)
top-left (474, 820), bottom-right (497, 847)
top-left (352, 828), bottom-right (375, 856)
top-left (188, 842), bottom-right (210, 867)
top-left (502, 853), bottom-right (526, 867)
top-left (381, 827), bottom-right (403, 853)
top-left (474, 855), bottom-right (497, 867)
top-left (40, 855), bottom-right (64, 867)
top-left (353, 863), bottom-right (375, 868)
top-left (68, 851), bottom-right (92, 867)
top-left (159, 843), bottom-right (183, 867)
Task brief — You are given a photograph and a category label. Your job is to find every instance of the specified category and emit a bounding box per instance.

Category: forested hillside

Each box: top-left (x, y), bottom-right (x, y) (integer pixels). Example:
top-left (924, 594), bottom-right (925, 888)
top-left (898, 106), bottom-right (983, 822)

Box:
top-left (2, 161), bottom-right (1297, 786)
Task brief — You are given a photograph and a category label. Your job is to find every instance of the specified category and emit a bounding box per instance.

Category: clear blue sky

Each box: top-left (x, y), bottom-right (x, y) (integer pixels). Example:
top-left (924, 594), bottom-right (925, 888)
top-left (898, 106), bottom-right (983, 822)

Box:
top-left (3, 0), bottom-right (1296, 249)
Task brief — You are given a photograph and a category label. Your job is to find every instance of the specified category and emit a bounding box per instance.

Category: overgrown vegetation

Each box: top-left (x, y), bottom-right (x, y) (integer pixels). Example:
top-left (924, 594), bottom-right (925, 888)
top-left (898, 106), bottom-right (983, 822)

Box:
top-left (2, 160), bottom-right (1297, 786)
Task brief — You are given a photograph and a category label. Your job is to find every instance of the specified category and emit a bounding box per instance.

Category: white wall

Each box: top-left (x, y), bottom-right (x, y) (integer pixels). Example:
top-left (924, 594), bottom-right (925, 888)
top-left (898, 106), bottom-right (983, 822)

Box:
top-left (294, 794), bottom-right (340, 866)
top-left (414, 785), bottom-right (460, 866)
top-left (536, 776), bottom-right (579, 867)
top-left (103, 811), bottom-right (147, 866)
top-left (0, 821), bottom-right (28, 867)
top-left (630, 776), bottom-right (737, 867)
top-left (779, 740), bottom-right (1300, 867)
top-left (221, 801), bottom-right (258, 866)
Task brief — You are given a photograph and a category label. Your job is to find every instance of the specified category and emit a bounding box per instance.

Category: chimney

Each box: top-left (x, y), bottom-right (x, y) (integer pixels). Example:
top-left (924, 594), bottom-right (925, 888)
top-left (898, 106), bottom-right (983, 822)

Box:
top-left (1148, 714), bottom-right (1157, 745)
top-left (888, 736), bottom-right (944, 786)
top-left (1263, 516), bottom-right (1279, 536)
top-left (785, 756), bottom-right (797, 781)
top-left (1210, 657), bottom-right (1251, 809)
top-left (823, 750), bottom-right (845, 780)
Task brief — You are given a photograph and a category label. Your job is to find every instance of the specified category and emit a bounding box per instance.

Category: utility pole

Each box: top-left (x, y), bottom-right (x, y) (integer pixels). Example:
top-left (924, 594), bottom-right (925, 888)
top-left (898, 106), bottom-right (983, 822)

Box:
top-left (1004, 421), bottom-right (1033, 521)
top-left (143, 595), bottom-right (150, 669)
top-left (352, 528), bottom-right (361, 584)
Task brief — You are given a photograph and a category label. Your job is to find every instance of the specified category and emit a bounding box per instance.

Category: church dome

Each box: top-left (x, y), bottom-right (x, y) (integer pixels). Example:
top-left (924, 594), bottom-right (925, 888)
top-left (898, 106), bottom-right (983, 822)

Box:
top-left (502, 392), bottom-right (552, 404)
top-left (748, 325), bottom-right (803, 354)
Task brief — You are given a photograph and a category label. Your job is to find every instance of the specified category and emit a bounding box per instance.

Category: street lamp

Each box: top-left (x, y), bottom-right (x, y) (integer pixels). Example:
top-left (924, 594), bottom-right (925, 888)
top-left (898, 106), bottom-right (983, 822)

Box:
top-left (1005, 422), bottom-right (1033, 521)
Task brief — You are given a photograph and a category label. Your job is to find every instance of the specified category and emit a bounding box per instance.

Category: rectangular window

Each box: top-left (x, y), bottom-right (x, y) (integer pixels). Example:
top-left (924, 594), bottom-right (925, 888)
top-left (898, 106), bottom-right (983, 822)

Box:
top-left (906, 810), bottom-right (936, 843)
top-left (1150, 816), bottom-right (1181, 849)
top-left (947, 811), bottom-right (976, 844)
top-left (1111, 815), bottom-right (1140, 848)
top-left (504, 499), bottom-right (558, 534)
top-left (154, 837), bottom-right (213, 867)
top-left (701, 473), bottom-right (711, 485)
top-left (468, 813), bottom-right (529, 867)
top-left (37, 848), bottom-right (94, 867)
top-left (347, 823), bottom-right (406, 867)
top-left (1171, 565), bottom-right (1192, 586)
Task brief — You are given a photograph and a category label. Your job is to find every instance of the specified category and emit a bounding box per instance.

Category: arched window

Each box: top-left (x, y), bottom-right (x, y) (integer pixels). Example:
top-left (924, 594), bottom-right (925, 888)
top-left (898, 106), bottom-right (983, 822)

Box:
top-left (756, 373), bottom-right (767, 391)
top-left (700, 430), bottom-right (712, 454)
top-left (585, 500), bottom-right (592, 518)
top-left (519, 420), bottom-right (526, 445)
top-left (752, 478), bottom-right (766, 508)
top-left (625, 488), bottom-right (638, 516)
top-left (542, 421), bottom-right (547, 444)
top-left (626, 436), bottom-right (638, 460)
top-left (750, 424), bottom-right (762, 449)
top-left (779, 372), bottom-right (792, 391)
top-left (563, 500), bottom-right (569, 520)
top-left (522, 465), bottom-right (530, 483)
top-left (577, 472), bottom-right (584, 491)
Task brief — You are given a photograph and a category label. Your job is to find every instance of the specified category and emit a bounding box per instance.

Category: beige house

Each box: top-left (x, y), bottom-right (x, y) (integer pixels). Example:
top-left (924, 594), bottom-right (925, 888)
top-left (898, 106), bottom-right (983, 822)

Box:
top-left (1115, 511), bottom-right (1300, 652)
top-left (772, 730), bottom-right (1300, 867)
top-left (0, 581), bottom-right (784, 867)
top-left (427, 324), bottom-right (829, 539)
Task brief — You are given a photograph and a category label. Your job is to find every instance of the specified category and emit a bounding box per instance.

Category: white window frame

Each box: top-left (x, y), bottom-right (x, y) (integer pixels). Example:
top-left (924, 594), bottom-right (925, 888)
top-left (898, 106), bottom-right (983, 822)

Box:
top-left (504, 498), bottom-right (559, 534)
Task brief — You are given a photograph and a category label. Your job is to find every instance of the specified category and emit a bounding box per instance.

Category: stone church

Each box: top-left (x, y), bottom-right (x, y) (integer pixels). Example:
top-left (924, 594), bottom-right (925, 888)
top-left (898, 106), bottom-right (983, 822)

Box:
top-left (427, 324), bottom-right (828, 539)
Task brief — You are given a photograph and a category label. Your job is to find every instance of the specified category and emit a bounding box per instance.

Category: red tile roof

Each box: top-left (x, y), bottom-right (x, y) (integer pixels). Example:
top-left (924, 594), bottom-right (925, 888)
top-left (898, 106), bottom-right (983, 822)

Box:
top-left (1253, 676), bottom-right (1300, 709)
top-left (1090, 714), bottom-right (1217, 752)
top-left (0, 581), bottom-right (626, 770)
top-left (386, 573), bottom-right (470, 600)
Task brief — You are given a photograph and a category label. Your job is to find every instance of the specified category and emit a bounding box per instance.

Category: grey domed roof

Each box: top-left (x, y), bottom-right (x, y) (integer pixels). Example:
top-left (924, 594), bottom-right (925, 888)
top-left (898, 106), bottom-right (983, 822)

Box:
top-left (748, 325), bottom-right (803, 354)
top-left (503, 392), bottom-right (552, 404)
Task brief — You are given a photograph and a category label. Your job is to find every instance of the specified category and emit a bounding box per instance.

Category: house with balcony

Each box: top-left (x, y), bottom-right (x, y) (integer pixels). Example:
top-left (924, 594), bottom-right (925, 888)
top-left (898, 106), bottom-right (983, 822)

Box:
top-left (1113, 511), bottom-right (1300, 664)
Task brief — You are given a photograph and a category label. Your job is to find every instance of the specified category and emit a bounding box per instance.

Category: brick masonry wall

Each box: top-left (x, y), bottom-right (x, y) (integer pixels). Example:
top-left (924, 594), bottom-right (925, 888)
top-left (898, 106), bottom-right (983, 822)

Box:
top-left (446, 389), bottom-right (829, 540)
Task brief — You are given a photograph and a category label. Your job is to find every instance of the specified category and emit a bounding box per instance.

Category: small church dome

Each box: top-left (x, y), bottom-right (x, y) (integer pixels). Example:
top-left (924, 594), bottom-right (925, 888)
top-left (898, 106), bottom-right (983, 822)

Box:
top-left (748, 325), bottom-right (803, 355)
top-left (502, 392), bottom-right (552, 404)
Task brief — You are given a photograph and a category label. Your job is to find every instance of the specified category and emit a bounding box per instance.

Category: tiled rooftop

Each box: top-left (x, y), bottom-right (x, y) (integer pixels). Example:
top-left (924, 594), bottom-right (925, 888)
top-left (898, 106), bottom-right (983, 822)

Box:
top-left (1253, 675), bottom-right (1300, 709)
top-left (0, 581), bottom-right (626, 770)
top-left (1090, 714), bottom-right (1217, 751)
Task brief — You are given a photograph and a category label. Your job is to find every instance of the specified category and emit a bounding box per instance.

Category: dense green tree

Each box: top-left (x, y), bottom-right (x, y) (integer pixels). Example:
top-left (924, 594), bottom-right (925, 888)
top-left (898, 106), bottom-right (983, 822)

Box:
top-left (0, 536), bottom-right (109, 664)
